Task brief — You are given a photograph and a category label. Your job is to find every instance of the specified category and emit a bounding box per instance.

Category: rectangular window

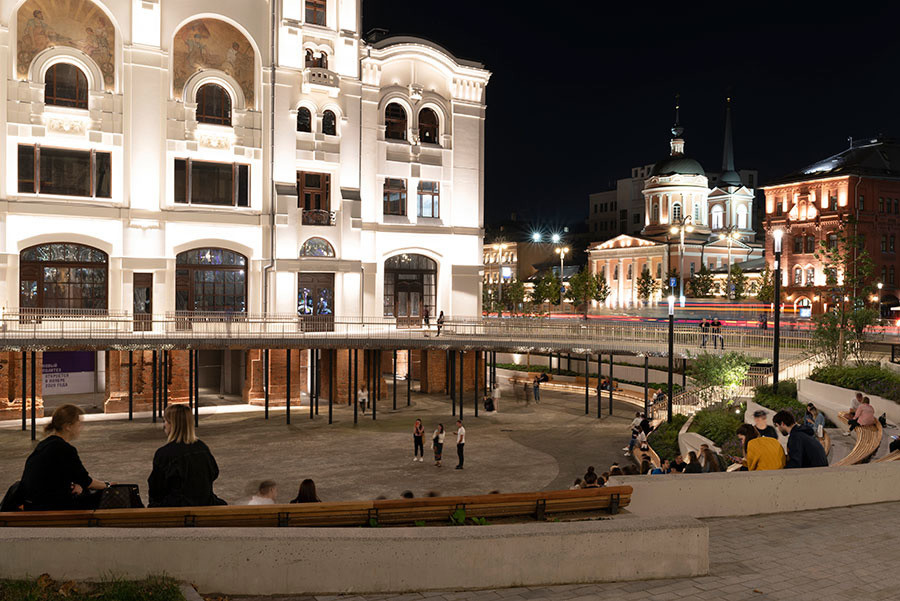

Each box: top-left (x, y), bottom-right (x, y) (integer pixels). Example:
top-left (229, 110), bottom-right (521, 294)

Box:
top-left (776, 200), bottom-right (783, 216)
top-left (882, 235), bottom-right (887, 253)
top-left (859, 195), bottom-right (864, 211)
top-left (828, 234), bottom-right (838, 250)
top-left (829, 195), bottom-right (837, 211)
top-left (892, 235), bottom-right (896, 253)
top-left (18, 144), bottom-right (112, 199)
top-left (383, 178), bottom-right (407, 216)
top-left (173, 158), bottom-right (250, 207)
top-left (880, 197), bottom-right (885, 213)
top-left (895, 199), bottom-right (898, 214)
top-left (793, 236), bottom-right (803, 254)
top-left (806, 235), bottom-right (815, 254)
top-left (417, 181), bottom-right (440, 218)
top-left (305, 0), bottom-right (326, 25)
top-left (297, 172), bottom-right (330, 210)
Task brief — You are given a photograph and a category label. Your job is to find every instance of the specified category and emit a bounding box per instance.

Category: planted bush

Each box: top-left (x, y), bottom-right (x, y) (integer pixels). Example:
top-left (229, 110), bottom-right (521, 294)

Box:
top-left (689, 406), bottom-right (744, 447)
top-left (647, 414), bottom-right (688, 461)
top-left (811, 364), bottom-right (900, 404)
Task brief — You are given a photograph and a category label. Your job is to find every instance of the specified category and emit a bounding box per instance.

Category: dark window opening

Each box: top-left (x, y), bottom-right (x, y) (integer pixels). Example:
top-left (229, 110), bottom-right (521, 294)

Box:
top-left (20, 243), bottom-right (108, 313)
top-left (305, 49), bottom-right (327, 69)
top-left (383, 178), bottom-right (406, 216)
top-left (419, 108), bottom-right (439, 145)
top-left (322, 110), bottom-right (336, 135)
top-left (18, 145), bottom-right (111, 198)
top-left (173, 158), bottom-right (250, 207)
top-left (383, 253), bottom-right (436, 325)
top-left (176, 248), bottom-right (247, 313)
top-left (297, 107), bottom-right (312, 132)
top-left (305, 0), bottom-right (326, 25)
top-left (44, 63), bottom-right (88, 109)
top-left (195, 83), bottom-right (232, 126)
top-left (298, 171), bottom-right (331, 212)
top-left (385, 103), bottom-right (407, 141)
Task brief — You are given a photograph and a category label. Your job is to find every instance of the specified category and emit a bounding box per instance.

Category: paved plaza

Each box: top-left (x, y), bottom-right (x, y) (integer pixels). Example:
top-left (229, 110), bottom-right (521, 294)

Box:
top-left (0, 388), bottom-right (637, 503)
top-left (224, 501), bottom-right (900, 601)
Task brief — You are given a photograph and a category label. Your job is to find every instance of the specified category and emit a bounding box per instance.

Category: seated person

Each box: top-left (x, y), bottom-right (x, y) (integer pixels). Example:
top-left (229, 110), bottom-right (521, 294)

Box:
top-left (650, 459), bottom-right (670, 475)
top-left (683, 451), bottom-right (702, 473)
top-left (804, 403), bottom-right (826, 436)
top-left (248, 480), bottom-right (277, 505)
top-left (737, 424), bottom-right (785, 470)
top-left (753, 410), bottom-right (779, 439)
top-left (669, 454), bottom-right (687, 473)
top-left (848, 397), bottom-right (875, 432)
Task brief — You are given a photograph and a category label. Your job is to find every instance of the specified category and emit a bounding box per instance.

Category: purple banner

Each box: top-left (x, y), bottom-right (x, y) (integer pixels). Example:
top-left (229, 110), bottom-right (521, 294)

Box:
top-left (43, 351), bottom-right (95, 374)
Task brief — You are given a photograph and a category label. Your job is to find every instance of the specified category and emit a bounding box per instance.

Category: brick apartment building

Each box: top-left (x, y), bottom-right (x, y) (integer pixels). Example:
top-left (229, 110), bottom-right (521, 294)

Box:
top-left (762, 137), bottom-right (900, 315)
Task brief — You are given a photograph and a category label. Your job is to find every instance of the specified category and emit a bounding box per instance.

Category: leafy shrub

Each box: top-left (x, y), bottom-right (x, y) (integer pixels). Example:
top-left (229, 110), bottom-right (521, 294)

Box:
top-left (688, 352), bottom-right (750, 389)
top-left (689, 406), bottom-right (744, 447)
top-left (811, 364), bottom-right (900, 404)
top-left (647, 414), bottom-right (688, 461)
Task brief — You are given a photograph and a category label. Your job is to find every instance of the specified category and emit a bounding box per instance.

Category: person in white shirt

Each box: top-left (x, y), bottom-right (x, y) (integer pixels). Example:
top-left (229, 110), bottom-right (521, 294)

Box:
top-left (359, 385), bottom-right (369, 414)
top-left (247, 480), bottom-right (277, 505)
top-left (491, 384), bottom-right (500, 412)
top-left (455, 420), bottom-right (466, 469)
top-left (432, 424), bottom-right (445, 467)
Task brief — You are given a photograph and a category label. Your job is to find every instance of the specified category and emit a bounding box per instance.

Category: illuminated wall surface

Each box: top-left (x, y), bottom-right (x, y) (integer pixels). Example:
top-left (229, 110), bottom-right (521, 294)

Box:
top-left (0, 0), bottom-right (491, 320)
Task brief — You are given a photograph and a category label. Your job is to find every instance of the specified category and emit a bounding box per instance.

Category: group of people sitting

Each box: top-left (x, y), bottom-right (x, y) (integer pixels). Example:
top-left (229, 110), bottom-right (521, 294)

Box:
top-left (3, 403), bottom-right (324, 512)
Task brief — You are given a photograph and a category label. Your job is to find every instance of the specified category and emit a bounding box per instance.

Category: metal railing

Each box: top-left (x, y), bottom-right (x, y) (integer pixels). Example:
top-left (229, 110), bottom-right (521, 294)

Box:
top-left (301, 209), bottom-right (336, 226)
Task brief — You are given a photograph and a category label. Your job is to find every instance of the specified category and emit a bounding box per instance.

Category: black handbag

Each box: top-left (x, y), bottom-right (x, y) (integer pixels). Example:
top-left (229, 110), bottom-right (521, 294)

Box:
top-left (98, 484), bottom-right (144, 509)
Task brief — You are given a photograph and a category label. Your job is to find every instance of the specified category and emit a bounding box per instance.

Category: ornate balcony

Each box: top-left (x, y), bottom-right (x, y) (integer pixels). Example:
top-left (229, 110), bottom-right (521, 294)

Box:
top-left (302, 209), bottom-right (336, 226)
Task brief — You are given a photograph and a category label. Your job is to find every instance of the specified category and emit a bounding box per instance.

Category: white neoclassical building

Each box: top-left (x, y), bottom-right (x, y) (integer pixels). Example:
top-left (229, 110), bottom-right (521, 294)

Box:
top-left (588, 100), bottom-right (762, 308)
top-left (0, 0), bottom-right (489, 404)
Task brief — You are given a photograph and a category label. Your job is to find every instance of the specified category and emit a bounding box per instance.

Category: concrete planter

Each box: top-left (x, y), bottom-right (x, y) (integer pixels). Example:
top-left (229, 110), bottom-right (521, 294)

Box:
top-left (798, 378), bottom-right (900, 427)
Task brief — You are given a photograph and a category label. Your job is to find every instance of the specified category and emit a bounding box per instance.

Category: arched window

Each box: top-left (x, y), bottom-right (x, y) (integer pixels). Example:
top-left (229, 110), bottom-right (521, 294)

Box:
top-left (693, 202), bottom-right (701, 224)
top-left (385, 103), bottom-right (407, 141)
top-left (195, 83), bottom-right (232, 126)
top-left (652, 202), bottom-right (659, 223)
top-left (176, 248), bottom-right (247, 313)
top-left (656, 263), bottom-right (662, 279)
top-left (806, 267), bottom-right (815, 286)
top-left (613, 265), bottom-right (619, 280)
top-left (44, 63), bottom-right (89, 109)
top-left (627, 264), bottom-right (633, 280)
top-left (299, 237), bottom-right (335, 257)
top-left (322, 110), bottom-right (336, 136)
top-left (671, 203), bottom-right (682, 222)
top-left (305, 49), bottom-right (327, 69)
top-left (20, 243), bottom-right (108, 312)
top-left (711, 205), bottom-right (724, 229)
top-left (297, 107), bottom-right (312, 132)
top-left (419, 108), bottom-right (439, 145)
top-left (793, 266), bottom-right (803, 285)
top-left (384, 254), bottom-right (436, 325)
top-left (736, 205), bottom-right (748, 229)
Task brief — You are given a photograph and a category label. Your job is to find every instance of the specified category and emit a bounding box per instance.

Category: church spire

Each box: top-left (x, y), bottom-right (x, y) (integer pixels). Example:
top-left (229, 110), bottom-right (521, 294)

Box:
top-left (719, 95), bottom-right (742, 187)
top-left (670, 93), bottom-right (685, 156)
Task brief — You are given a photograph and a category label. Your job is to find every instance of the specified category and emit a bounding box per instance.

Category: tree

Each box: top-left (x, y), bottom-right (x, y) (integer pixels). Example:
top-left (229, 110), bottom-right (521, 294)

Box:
top-left (531, 271), bottom-right (560, 307)
top-left (481, 284), bottom-right (495, 315)
top-left (689, 265), bottom-right (716, 298)
top-left (729, 264), bottom-right (748, 301)
top-left (505, 279), bottom-right (526, 316)
top-left (688, 351), bottom-right (751, 405)
top-left (637, 267), bottom-right (658, 301)
top-left (565, 268), bottom-right (599, 317)
top-left (755, 263), bottom-right (775, 304)
top-left (595, 277), bottom-right (611, 304)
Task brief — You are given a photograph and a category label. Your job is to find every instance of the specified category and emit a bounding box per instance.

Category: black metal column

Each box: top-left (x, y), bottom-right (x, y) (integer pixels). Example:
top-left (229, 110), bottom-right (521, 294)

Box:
top-left (608, 354), bottom-right (613, 417)
top-left (458, 351), bottom-right (464, 420)
top-left (194, 349), bottom-right (199, 427)
top-left (584, 352), bottom-right (589, 415)
top-left (328, 349), bottom-right (334, 425)
top-left (188, 349), bottom-right (194, 410)
top-left (373, 350), bottom-right (378, 421)
top-left (474, 350), bottom-right (479, 418)
top-left (163, 350), bottom-right (169, 413)
top-left (450, 351), bottom-right (456, 416)
top-left (644, 356), bottom-right (649, 417)
top-left (310, 348), bottom-right (315, 420)
top-left (30, 351), bottom-right (36, 441)
top-left (353, 349), bottom-right (358, 424)
top-left (151, 350), bottom-right (157, 423)
top-left (406, 350), bottom-right (411, 406)
top-left (393, 349), bottom-right (397, 411)
top-left (596, 354), bottom-right (602, 419)
top-left (21, 351), bottom-right (27, 431)
top-left (264, 349), bottom-right (269, 420)
top-left (315, 349), bottom-right (320, 415)
top-left (286, 348), bottom-right (291, 424)
top-left (128, 350), bottom-right (134, 421)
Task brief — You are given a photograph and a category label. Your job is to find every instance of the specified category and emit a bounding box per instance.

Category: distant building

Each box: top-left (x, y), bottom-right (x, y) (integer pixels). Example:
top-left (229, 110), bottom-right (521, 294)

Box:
top-left (588, 99), bottom-right (763, 308)
top-left (762, 137), bottom-right (900, 315)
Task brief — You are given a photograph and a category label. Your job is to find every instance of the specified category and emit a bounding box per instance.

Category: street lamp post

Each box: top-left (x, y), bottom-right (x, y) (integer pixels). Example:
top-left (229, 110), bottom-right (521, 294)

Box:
top-left (670, 217), bottom-right (694, 307)
top-left (555, 246), bottom-right (569, 305)
top-left (773, 229), bottom-right (783, 393)
top-left (492, 243), bottom-right (508, 316)
top-left (877, 282), bottom-right (884, 321)
top-left (667, 294), bottom-right (675, 424)
top-left (719, 227), bottom-right (737, 300)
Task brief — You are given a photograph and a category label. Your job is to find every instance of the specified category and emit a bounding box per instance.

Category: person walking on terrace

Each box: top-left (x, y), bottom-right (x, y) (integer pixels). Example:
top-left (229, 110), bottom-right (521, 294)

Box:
top-left (413, 418), bottom-right (425, 462)
top-left (436, 311), bottom-right (445, 336)
top-left (18, 404), bottom-right (114, 511)
top-left (772, 410), bottom-right (828, 468)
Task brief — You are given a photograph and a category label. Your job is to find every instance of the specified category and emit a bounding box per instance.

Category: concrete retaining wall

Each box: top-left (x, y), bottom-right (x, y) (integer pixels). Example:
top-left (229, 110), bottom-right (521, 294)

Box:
top-left (610, 462), bottom-right (900, 518)
top-left (798, 378), bottom-right (900, 426)
top-left (496, 352), bottom-right (690, 386)
top-left (0, 517), bottom-right (708, 595)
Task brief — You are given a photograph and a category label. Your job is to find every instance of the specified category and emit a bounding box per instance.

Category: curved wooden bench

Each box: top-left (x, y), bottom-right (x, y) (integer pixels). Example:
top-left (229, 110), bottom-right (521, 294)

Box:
top-left (873, 449), bottom-right (900, 463)
top-left (0, 486), bottom-right (633, 528)
top-left (833, 411), bottom-right (883, 466)
top-left (819, 430), bottom-right (831, 456)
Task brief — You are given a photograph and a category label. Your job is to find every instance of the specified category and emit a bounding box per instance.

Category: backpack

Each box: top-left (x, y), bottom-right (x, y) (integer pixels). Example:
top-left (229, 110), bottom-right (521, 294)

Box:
top-left (878, 413), bottom-right (887, 428)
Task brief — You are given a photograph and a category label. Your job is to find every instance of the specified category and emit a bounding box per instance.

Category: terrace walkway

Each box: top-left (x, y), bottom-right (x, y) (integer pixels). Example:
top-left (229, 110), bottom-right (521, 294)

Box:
top-left (0, 313), bottom-right (812, 359)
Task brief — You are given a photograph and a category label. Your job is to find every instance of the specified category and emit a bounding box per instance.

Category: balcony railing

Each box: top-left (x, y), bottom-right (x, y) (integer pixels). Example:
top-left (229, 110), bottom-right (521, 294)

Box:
top-left (301, 209), bottom-right (336, 226)
top-left (304, 68), bottom-right (338, 89)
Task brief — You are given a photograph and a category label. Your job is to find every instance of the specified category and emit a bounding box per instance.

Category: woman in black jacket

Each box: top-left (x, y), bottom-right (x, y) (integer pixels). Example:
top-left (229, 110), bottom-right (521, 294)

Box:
top-left (19, 404), bottom-right (113, 510)
top-left (148, 404), bottom-right (225, 507)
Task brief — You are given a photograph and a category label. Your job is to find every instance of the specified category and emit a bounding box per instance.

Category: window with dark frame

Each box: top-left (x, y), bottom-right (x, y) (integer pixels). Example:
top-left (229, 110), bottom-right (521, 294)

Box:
top-left (859, 195), bottom-right (865, 211)
top-left (17, 144), bottom-right (111, 198)
top-left (417, 181), bottom-right (439, 218)
top-left (297, 171), bottom-right (330, 210)
top-left (173, 158), bottom-right (250, 207)
top-left (882, 235), bottom-right (887, 253)
top-left (297, 107), bottom-right (312, 132)
top-left (19, 243), bottom-right (109, 312)
top-left (383, 178), bottom-right (407, 216)
top-left (418, 108), bottom-right (439, 144)
top-left (385, 103), bottom-right (407, 141)
top-left (879, 197), bottom-right (885, 213)
top-left (44, 63), bottom-right (88, 109)
top-left (776, 200), bottom-right (783, 216)
top-left (195, 83), bottom-right (232, 126)
top-left (176, 248), bottom-right (247, 313)
top-left (806, 235), bottom-right (815, 254)
top-left (305, 0), bottom-right (326, 25)
top-left (793, 236), bottom-right (803, 254)
top-left (794, 267), bottom-right (802, 285)
top-left (829, 195), bottom-right (837, 211)
top-left (827, 234), bottom-right (838, 250)
top-left (322, 110), bottom-right (336, 135)
top-left (304, 49), bottom-right (327, 69)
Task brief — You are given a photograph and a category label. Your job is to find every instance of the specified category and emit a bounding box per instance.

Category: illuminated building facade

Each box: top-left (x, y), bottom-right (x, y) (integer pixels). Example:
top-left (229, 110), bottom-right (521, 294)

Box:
top-left (0, 0), bottom-right (489, 409)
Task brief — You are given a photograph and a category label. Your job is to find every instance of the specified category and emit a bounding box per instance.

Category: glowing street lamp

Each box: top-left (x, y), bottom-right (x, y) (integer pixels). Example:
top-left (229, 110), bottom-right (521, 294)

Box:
top-left (492, 242), bottom-right (508, 315)
top-left (667, 294), bottom-right (675, 423)
top-left (718, 226), bottom-right (739, 300)
top-left (531, 232), bottom-right (542, 242)
top-left (551, 233), bottom-right (561, 244)
top-left (670, 217), bottom-right (694, 307)
top-left (555, 246), bottom-right (570, 304)
top-left (772, 228), bottom-right (783, 393)
top-left (878, 282), bottom-right (884, 321)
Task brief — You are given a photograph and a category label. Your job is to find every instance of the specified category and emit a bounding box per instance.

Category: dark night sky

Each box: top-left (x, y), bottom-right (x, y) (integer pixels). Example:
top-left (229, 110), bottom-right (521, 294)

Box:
top-left (362, 1), bottom-right (900, 229)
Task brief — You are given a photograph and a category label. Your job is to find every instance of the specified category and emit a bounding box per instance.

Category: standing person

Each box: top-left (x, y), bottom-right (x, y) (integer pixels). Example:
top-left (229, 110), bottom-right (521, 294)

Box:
top-left (699, 318), bottom-right (709, 348)
top-left (737, 424), bottom-right (785, 471)
top-left (436, 311), bottom-right (445, 337)
top-left (290, 479), bottom-right (321, 503)
top-left (413, 419), bottom-right (425, 462)
top-left (623, 412), bottom-right (643, 454)
top-left (712, 317), bottom-right (724, 349)
top-left (358, 384), bottom-right (369, 414)
top-left (532, 375), bottom-right (541, 403)
top-left (772, 410), bottom-right (828, 468)
top-left (18, 404), bottom-right (113, 511)
top-left (454, 420), bottom-right (466, 469)
top-left (149, 404), bottom-right (225, 507)
top-left (670, 454), bottom-right (687, 473)
top-left (422, 306), bottom-right (431, 333)
top-left (432, 423), bottom-right (445, 467)
top-left (753, 410), bottom-right (779, 439)
top-left (248, 480), bottom-right (277, 505)
top-left (491, 383), bottom-right (501, 412)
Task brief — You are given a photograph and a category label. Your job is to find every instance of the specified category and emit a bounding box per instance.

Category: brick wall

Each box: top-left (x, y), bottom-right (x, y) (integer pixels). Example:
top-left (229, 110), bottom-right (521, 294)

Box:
top-left (0, 351), bottom-right (44, 421)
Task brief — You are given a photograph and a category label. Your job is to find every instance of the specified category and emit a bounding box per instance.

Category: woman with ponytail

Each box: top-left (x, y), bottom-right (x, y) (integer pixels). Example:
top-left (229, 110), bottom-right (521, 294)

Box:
top-left (19, 404), bottom-right (111, 510)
